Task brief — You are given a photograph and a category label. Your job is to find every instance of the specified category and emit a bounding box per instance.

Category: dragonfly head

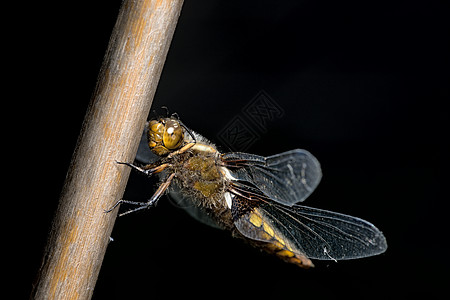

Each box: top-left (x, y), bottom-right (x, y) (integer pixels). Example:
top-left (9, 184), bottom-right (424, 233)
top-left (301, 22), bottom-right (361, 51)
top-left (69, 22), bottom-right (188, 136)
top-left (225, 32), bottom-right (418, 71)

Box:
top-left (147, 117), bottom-right (184, 156)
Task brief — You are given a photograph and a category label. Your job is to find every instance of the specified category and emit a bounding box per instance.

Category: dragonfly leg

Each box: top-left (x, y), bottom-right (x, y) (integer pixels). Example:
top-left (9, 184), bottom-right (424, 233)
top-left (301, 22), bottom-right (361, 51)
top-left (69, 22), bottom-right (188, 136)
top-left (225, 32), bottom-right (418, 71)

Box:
top-left (104, 199), bottom-right (148, 214)
top-left (167, 142), bottom-right (195, 158)
top-left (116, 161), bottom-right (169, 176)
top-left (105, 172), bottom-right (176, 216)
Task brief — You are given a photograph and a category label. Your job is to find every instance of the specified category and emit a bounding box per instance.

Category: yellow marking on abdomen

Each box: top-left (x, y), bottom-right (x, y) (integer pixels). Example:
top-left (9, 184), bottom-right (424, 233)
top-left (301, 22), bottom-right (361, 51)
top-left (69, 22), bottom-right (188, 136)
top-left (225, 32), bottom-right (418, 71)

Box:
top-left (248, 208), bottom-right (314, 268)
top-left (277, 250), bottom-right (295, 258)
top-left (273, 233), bottom-right (286, 246)
top-left (249, 213), bottom-right (263, 227)
top-left (262, 221), bottom-right (274, 237)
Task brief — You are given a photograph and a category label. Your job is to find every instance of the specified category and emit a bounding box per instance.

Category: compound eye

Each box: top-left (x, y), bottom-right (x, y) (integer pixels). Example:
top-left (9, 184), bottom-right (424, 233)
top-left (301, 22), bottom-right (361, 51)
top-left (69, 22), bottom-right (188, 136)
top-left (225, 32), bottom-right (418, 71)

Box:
top-left (163, 120), bottom-right (184, 149)
top-left (148, 120), bottom-right (164, 148)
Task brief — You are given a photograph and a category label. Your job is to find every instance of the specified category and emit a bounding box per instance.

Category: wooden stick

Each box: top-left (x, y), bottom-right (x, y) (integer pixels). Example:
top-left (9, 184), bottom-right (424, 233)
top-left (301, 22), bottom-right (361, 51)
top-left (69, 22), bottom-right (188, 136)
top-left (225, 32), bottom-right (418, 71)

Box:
top-left (32, 1), bottom-right (184, 299)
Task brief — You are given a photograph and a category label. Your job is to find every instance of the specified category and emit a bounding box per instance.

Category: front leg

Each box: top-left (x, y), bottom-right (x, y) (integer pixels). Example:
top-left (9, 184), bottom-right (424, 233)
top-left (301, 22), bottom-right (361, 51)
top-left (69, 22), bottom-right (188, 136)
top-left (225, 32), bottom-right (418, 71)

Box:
top-left (167, 142), bottom-right (195, 158)
top-left (105, 172), bottom-right (176, 216)
top-left (116, 161), bottom-right (170, 176)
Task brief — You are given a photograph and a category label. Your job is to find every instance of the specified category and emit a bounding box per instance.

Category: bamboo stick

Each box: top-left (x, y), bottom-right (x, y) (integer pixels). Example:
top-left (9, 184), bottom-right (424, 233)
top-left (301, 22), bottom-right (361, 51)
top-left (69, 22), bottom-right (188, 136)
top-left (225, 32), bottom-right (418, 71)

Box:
top-left (32, 1), bottom-right (184, 299)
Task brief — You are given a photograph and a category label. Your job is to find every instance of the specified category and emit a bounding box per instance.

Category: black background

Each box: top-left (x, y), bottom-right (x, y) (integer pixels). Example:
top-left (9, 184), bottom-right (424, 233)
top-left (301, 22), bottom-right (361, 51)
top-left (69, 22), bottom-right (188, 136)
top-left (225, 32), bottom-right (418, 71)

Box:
top-left (21, 0), bottom-right (448, 299)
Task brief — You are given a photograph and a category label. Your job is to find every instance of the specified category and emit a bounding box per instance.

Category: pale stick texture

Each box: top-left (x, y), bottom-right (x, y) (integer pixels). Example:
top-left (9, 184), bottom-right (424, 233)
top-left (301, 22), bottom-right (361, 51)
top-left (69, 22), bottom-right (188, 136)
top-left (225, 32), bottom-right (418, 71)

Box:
top-left (32, 1), bottom-right (184, 299)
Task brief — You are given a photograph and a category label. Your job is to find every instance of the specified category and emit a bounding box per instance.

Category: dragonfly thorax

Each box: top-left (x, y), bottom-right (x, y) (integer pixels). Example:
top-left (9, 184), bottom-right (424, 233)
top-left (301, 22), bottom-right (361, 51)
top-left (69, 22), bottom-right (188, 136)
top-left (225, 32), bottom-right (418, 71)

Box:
top-left (174, 146), bottom-right (228, 210)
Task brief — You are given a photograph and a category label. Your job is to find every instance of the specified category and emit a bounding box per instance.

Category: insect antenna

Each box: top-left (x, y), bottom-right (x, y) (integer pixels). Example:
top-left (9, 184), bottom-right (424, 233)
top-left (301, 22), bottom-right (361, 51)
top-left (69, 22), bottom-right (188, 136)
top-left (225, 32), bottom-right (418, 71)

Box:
top-left (178, 119), bottom-right (197, 144)
top-left (161, 106), bottom-right (170, 117)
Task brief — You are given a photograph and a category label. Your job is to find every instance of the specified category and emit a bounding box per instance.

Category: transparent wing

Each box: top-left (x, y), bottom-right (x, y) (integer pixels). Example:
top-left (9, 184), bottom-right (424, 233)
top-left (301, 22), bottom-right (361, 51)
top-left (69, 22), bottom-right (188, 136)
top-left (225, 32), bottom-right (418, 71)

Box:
top-left (223, 149), bottom-right (322, 206)
top-left (235, 199), bottom-right (387, 261)
top-left (168, 185), bottom-right (222, 230)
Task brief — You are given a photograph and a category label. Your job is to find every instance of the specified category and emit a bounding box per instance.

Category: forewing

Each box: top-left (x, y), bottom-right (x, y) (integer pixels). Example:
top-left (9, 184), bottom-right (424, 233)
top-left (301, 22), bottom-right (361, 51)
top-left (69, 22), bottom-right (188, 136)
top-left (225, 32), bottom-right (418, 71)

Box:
top-left (234, 199), bottom-right (387, 261)
top-left (223, 149), bottom-right (322, 206)
top-left (168, 185), bottom-right (222, 230)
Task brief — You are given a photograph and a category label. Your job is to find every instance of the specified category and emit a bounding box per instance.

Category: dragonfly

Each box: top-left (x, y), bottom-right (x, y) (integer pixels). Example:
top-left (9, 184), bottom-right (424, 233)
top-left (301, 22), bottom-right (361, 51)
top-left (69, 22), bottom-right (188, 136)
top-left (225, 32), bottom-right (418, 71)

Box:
top-left (107, 115), bottom-right (387, 268)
